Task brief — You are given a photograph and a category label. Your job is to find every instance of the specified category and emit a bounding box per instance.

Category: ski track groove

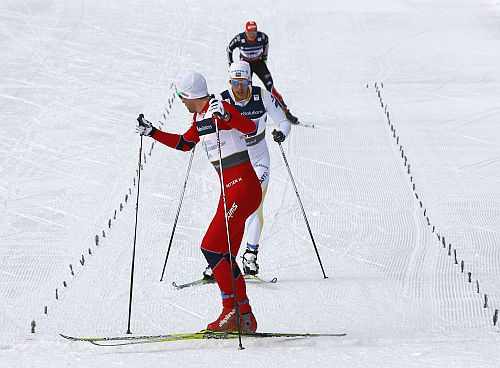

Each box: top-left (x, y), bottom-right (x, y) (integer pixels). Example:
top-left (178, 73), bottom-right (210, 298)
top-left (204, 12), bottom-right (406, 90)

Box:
top-left (374, 83), bottom-right (500, 329)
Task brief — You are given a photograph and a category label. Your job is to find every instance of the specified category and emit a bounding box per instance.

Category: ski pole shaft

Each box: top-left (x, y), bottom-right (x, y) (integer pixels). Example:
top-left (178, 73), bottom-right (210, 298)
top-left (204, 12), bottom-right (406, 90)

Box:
top-left (276, 137), bottom-right (328, 279)
top-left (127, 134), bottom-right (144, 334)
top-left (214, 115), bottom-right (244, 350)
top-left (160, 147), bottom-right (196, 281)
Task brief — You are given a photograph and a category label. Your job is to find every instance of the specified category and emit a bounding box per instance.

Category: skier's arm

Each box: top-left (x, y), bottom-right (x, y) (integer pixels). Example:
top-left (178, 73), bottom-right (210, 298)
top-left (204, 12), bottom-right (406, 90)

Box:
top-left (151, 123), bottom-right (199, 151)
top-left (262, 33), bottom-right (269, 61)
top-left (263, 90), bottom-right (291, 137)
top-left (218, 101), bottom-right (257, 135)
top-left (226, 34), bottom-right (240, 65)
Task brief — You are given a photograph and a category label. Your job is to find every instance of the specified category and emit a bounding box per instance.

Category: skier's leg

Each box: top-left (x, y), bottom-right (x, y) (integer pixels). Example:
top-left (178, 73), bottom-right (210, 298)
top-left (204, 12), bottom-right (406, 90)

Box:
top-left (201, 164), bottom-right (261, 314)
top-left (251, 61), bottom-right (298, 122)
top-left (243, 154), bottom-right (270, 275)
top-left (201, 198), bottom-right (250, 311)
top-left (245, 188), bottom-right (267, 251)
top-left (201, 167), bottom-right (261, 332)
top-left (245, 158), bottom-right (270, 248)
top-left (250, 61), bottom-right (288, 109)
top-left (202, 226), bottom-right (250, 312)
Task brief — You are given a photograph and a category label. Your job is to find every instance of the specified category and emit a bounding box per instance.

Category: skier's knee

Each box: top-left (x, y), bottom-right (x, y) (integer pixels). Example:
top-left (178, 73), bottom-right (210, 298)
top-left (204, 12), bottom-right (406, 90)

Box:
top-left (201, 247), bottom-right (223, 269)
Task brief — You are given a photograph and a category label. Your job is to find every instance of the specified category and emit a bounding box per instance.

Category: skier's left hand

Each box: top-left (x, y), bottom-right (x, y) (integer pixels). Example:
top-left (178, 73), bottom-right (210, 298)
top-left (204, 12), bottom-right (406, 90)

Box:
top-left (136, 114), bottom-right (156, 136)
top-left (272, 130), bottom-right (286, 143)
top-left (208, 98), bottom-right (230, 121)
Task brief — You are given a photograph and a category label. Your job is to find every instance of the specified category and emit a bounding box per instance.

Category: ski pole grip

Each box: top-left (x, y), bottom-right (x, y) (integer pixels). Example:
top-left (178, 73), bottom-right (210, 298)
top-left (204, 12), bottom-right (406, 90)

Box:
top-left (208, 94), bottom-right (223, 119)
top-left (137, 113), bottom-right (144, 125)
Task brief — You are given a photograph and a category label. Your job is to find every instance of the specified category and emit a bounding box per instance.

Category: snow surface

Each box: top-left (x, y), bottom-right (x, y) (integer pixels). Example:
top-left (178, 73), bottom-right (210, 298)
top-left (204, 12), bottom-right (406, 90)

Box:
top-left (1, 0), bottom-right (500, 366)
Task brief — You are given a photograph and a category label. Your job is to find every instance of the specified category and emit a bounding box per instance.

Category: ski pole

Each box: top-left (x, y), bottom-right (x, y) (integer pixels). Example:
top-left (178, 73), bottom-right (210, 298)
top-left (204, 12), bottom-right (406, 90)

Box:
top-left (127, 131), bottom-right (144, 334)
top-left (214, 113), bottom-right (244, 350)
top-left (273, 130), bottom-right (328, 279)
top-left (160, 146), bottom-right (196, 282)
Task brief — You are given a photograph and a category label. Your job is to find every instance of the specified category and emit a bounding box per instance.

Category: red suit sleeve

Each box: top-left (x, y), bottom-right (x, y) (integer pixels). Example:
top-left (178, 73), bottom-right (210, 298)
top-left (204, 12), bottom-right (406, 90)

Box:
top-left (219, 101), bottom-right (257, 134)
top-left (151, 120), bottom-right (199, 151)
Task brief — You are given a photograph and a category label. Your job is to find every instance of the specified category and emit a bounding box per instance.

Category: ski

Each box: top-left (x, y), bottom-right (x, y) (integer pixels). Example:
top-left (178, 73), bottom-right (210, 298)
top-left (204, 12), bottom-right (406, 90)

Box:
top-left (244, 274), bottom-right (277, 283)
top-left (60, 329), bottom-right (346, 346)
top-left (296, 122), bottom-right (317, 128)
top-left (172, 278), bottom-right (215, 289)
top-left (172, 274), bottom-right (277, 289)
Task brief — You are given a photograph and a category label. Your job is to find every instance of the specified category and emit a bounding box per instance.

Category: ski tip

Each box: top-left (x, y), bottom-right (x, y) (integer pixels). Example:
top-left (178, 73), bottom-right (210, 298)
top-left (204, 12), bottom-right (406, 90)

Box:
top-left (60, 333), bottom-right (78, 341)
top-left (172, 281), bottom-right (178, 288)
top-left (243, 275), bottom-right (278, 283)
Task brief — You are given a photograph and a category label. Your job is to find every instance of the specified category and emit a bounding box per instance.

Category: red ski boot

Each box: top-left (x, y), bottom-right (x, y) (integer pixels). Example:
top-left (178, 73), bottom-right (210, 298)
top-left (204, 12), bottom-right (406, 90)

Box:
top-left (207, 307), bottom-right (257, 333)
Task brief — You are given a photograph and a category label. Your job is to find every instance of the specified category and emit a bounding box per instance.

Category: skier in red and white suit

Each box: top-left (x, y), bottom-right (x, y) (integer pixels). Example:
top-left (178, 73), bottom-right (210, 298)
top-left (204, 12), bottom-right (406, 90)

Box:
top-left (136, 71), bottom-right (261, 332)
top-left (202, 61), bottom-right (290, 279)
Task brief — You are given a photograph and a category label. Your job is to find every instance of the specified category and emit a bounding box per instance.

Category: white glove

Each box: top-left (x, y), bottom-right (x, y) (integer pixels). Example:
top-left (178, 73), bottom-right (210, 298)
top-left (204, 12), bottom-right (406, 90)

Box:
top-left (135, 114), bottom-right (156, 136)
top-left (208, 98), bottom-right (230, 120)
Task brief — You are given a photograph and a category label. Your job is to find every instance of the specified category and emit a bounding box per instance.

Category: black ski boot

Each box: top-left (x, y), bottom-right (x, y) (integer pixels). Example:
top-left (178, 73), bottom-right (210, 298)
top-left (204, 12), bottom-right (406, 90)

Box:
top-left (242, 249), bottom-right (259, 276)
top-left (202, 265), bottom-right (215, 281)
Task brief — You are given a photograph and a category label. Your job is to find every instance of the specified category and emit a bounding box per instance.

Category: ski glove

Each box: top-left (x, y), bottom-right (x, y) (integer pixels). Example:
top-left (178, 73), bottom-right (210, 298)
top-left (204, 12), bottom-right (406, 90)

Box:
top-left (136, 114), bottom-right (156, 136)
top-left (272, 130), bottom-right (286, 143)
top-left (208, 98), bottom-right (230, 121)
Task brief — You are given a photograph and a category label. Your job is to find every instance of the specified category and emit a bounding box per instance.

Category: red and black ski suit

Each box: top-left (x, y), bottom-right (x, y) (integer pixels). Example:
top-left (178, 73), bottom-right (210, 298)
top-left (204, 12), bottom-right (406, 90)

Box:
top-left (150, 101), bottom-right (262, 314)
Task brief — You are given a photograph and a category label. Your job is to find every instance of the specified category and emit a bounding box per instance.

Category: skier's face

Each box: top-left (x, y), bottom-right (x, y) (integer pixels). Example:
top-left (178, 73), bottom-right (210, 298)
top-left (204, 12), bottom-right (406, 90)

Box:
top-left (180, 96), bottom-right (196, 113)
top-left (245, 31), bottom-right (257, 41)
top-left (230, 79), bottom-right (250, 101)
top-left (180, 96), bottom-right (206, 113)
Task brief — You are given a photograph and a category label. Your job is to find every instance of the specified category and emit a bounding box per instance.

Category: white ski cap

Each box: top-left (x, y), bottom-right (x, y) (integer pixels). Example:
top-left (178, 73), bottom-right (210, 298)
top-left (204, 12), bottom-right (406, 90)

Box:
top-left (177, 71), bottom-right (209, 99)
top-left (228, 61), bottom-right (252, 81)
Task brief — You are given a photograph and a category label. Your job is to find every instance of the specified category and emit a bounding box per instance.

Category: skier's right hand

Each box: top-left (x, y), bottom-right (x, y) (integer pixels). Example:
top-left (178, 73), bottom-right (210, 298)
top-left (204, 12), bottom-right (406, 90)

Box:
top-left (136, 114), bottom-right (156, 136)
top-left (272, 129), bottom-right (286, 143)
top-left (208, 98), bottom-right (230, 121)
